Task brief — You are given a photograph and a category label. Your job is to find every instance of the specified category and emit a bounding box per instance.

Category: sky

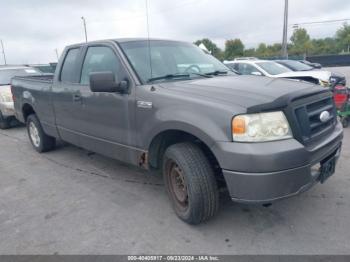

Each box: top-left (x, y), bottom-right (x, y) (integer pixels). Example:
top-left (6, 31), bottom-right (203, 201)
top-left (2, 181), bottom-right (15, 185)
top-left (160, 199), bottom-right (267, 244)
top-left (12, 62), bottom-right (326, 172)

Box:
top-left (1, 0), bottom-right (350, 64)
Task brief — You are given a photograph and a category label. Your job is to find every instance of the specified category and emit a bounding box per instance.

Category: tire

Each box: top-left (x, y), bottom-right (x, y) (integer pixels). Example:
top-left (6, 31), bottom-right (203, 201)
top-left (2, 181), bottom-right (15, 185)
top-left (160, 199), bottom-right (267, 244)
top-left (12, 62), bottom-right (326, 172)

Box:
top-left (26, 114), bottom-right (56, 153)
top-left (163, 142), bottom-right (219, 224)
top-left (341, 117), bottom-right (349, 128)
top-left (0, 111), bottom-right (10, 129)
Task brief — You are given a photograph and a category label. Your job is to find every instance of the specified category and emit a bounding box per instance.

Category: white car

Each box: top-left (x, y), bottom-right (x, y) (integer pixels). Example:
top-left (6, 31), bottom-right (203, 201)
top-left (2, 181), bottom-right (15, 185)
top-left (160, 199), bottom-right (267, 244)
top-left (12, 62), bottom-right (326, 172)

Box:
top-left (224, 59), bottom-right (335, 87)
top-left (0, 66), bottom-right (40, 129)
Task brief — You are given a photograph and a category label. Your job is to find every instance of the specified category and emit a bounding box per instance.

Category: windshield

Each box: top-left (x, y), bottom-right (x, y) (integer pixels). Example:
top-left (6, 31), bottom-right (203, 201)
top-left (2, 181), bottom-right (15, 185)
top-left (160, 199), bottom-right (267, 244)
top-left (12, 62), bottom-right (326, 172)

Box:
top-left (256, 62), bottom-right (291, 75)
top-left (0, 68), bottom-right (40, 85)
top-left (119, 40), bottom-right (232, 83)
top-left (279, 60), bottom-right (314, 71)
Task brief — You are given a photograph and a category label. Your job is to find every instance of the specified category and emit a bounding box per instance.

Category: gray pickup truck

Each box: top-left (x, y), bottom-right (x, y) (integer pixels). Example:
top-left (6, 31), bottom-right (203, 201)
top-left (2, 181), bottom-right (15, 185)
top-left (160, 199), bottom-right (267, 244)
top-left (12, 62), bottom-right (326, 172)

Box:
top-left (12, 38), bottom-right (343, 224)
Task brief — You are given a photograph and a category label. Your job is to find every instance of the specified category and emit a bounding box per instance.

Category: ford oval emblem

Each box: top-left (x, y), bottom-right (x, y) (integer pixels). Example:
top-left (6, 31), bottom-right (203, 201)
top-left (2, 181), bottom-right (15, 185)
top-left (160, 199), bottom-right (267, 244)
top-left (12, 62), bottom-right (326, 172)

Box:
top-left (319, 111), bottom-right (330, 123)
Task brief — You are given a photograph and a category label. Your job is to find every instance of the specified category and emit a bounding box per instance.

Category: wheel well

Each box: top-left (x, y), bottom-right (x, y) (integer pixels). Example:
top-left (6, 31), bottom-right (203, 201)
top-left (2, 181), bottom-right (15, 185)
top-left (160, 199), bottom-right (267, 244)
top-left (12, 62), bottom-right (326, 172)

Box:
top-left (148, 130), bottom-right (225, 186)
top-left (22, 104), bottom-right (35, 121)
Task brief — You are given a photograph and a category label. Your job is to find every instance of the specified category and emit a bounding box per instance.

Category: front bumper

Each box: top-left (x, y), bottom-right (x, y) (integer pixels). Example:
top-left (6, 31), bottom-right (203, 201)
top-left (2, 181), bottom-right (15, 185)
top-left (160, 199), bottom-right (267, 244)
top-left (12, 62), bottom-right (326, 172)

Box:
top-left (213, 121), bottom-right (343, 203)
top-left (0, 102), bottom-right (15, 117)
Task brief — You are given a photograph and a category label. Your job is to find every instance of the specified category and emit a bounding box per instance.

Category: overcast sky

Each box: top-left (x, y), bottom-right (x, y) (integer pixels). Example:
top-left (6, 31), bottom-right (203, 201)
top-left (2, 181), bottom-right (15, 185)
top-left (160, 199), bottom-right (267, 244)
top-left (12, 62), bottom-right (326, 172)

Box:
top-left (1, 0), bottom-right (350, 64)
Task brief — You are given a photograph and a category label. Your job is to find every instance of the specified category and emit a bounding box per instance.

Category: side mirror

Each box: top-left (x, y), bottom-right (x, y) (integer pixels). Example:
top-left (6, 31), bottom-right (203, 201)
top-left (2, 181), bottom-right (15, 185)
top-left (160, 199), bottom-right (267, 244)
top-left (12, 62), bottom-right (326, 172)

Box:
top-left (251, 71), bottom-right (263, 76)
top-left (89, 71), bottom-right (128, 93)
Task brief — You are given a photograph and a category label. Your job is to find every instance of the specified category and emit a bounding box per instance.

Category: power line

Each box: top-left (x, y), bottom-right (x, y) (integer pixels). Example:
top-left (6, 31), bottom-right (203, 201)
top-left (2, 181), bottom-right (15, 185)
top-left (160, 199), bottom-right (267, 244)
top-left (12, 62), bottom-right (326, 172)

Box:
top-left (291, 18), bottom-right (350, 27)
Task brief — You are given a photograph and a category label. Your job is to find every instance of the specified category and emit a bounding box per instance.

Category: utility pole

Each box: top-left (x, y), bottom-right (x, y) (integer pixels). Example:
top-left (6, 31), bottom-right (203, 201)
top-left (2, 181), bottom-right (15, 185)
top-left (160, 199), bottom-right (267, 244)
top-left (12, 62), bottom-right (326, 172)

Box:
top-left (281, 0), bottom-right (289, 58)
top-left (81, 16), bottom-right (88, 43)
top-left (1, 39), bottom-right (7, 65)
top-left (54, 48), bottom-right (59, 60)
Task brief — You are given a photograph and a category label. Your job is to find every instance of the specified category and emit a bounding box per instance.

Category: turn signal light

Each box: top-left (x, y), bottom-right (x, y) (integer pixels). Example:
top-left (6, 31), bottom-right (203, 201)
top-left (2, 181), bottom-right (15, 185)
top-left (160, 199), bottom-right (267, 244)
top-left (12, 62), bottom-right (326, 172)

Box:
top-left (232, 116), bottom-right (246, 134)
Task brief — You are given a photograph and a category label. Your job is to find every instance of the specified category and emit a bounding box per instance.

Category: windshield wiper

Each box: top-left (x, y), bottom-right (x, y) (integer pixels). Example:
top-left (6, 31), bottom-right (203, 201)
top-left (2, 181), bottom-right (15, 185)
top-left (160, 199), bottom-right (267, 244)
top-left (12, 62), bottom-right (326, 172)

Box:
top-left (147, 73), bottom-right (190, 82)
top-left (190, 72), bottom-right (213, 78)
top-left (147, 72), bottom-right (213, 82)
top-left (205, 70), bottom-right (229, 76)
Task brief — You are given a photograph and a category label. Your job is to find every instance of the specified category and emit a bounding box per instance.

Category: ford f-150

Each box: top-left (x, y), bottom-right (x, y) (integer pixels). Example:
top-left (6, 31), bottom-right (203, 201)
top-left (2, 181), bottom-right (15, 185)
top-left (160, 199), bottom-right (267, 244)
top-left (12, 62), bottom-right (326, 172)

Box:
top-left (11, 39), bottom-right (343, 224)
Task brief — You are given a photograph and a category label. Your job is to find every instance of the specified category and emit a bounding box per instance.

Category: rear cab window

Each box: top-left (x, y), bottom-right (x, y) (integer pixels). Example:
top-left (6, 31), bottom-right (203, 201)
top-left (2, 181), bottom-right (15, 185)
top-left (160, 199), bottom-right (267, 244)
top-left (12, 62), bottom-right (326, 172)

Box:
top-left (60, 48), bottom-right (80, 83)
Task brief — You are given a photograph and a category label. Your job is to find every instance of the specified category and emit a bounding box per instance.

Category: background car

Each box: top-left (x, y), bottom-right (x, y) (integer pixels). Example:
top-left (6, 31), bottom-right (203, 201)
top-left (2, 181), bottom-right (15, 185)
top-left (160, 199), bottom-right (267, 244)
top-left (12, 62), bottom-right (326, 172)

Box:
top-left (299, 60), bottom-right (322, 69)
top-left (25, 63), bottom-right (57, 74)
top-left (224, 59), bottom-right (343, 87)
top-left (276, 60), bottom-right (346, 88)
top-left (0, 66), bottom-right (41, 129)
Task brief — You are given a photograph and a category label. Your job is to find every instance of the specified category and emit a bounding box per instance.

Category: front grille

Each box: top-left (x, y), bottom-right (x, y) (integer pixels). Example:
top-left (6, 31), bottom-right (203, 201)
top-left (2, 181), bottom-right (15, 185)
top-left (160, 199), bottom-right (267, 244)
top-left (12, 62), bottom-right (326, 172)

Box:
top-left (290, 94), bottom-right (336, 144)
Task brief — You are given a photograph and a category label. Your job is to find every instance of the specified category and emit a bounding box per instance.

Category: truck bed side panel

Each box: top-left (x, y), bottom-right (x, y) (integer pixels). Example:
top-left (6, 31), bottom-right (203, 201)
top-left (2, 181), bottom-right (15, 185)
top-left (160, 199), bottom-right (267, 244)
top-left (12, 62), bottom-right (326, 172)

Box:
top-left (12, 77), bottom-right (59, 138)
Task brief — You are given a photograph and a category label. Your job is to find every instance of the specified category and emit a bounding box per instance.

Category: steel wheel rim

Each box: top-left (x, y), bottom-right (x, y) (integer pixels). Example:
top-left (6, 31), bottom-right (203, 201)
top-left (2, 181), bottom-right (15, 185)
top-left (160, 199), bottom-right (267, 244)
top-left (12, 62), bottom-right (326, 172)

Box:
top-left (166, 160), bottom-right (189, 211)
top-left (29, 122), bottom-right (40, 147)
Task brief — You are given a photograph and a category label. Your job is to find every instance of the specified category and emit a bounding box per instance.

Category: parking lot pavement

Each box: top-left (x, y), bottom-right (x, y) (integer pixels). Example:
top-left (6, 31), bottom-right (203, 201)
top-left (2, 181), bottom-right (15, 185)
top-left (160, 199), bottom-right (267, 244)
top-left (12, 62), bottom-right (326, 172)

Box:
top-left (0, 126), bottom-right (349, 255)
top-left (325, 66), bottom-right (350, 81)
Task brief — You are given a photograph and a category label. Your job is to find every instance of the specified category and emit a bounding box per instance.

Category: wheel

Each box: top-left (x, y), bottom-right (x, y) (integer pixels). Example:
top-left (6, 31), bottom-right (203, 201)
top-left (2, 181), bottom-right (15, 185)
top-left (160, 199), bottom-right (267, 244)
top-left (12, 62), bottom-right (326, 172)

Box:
top-left (26, 114), bottom-right (56, 152)
top-left (0, 111), bottom-right (10, 129)
top-left (163, 142), bottom-right (219, 224)
top-left (341, 117), bottom-right (349, 128)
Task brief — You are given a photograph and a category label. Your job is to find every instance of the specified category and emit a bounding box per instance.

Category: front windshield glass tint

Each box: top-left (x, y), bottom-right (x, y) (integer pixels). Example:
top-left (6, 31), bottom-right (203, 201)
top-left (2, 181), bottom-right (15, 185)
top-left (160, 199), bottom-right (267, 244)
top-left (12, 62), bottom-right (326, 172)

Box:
top-left (119, 40), bottom-right (231, 83)
top-left (0, 68), bottom-right (40, 85)
top-left (281, 60), bottom-right (314, 71)
top-left (256, 62), bottom-right (291, 75)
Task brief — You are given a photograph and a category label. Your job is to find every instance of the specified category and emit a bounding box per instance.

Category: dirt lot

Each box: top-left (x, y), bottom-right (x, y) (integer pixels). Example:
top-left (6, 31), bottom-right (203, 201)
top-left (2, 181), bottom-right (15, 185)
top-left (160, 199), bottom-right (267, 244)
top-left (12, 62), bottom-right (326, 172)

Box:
top-left (0, 123), bottom-right (349, 255)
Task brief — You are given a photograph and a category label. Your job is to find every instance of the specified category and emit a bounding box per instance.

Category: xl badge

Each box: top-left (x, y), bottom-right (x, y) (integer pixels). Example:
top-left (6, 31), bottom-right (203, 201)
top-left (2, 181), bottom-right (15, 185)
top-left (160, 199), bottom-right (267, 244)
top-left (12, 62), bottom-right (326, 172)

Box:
top-left (319, 111), bottom-right (330, 123)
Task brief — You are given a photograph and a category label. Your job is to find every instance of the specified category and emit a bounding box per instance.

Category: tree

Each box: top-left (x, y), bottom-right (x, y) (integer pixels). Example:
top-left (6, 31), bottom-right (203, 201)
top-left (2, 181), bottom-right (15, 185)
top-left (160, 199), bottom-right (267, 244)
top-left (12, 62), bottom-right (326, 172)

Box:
top-left (290, 28), bottom-right (312, 56)
top-left (244, 48), bottom-right (256, 57)
top-left (336, 23), bottom-right (350, 53)
top-left (267, 43), bottom-right (283, 57)
top-left (194, 38), bottom-right (223, 60)
top-left (310, 37), bottom-right (339, 55)
top-left (256, 43), bottom-right (268, 57)
top-left (224, 39), bottom-right (244, 60)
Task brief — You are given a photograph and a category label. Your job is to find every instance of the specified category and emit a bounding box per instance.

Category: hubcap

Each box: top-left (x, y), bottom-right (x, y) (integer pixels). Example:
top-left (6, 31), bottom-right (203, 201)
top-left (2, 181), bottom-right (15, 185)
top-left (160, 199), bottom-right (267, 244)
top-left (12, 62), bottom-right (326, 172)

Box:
top-left (29, 122), bottom-right (40, 147)
top-left (167, 161), bottom-right (189, 210)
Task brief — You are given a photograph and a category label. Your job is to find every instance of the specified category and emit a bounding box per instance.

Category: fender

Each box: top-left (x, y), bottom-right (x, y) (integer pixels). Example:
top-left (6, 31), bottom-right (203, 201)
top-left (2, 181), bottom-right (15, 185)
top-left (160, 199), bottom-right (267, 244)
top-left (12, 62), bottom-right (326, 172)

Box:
top-left (143, 106), bottom-right (232, 149)
top-left (22, 90), bottom-right (36, 107)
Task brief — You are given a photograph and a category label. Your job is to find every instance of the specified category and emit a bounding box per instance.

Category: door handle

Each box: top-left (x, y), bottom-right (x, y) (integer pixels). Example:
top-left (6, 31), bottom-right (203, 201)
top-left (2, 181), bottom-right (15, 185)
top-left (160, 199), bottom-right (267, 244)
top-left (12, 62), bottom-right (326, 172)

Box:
top-left (73, 94), bottom-right (82, 102)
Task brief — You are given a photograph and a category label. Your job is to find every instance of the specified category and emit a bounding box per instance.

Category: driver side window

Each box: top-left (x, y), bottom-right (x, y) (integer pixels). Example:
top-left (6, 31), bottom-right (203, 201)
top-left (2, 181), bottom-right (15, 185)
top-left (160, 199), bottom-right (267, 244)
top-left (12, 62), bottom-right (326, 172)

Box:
top-left (80, 46), bottom-right (122, 85)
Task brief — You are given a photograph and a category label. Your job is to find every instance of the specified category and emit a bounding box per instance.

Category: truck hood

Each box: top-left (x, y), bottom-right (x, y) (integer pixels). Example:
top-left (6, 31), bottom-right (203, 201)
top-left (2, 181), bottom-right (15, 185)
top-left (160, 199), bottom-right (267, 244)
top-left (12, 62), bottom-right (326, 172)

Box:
top-left (159, 75), bottom-right (327, 111)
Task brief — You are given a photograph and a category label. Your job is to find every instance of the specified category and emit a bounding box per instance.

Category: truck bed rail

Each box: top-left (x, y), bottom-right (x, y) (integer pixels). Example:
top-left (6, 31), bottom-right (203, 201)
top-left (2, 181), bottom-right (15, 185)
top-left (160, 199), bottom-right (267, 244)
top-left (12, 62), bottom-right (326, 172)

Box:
top-left (12, 74), bottom-right (54, 83)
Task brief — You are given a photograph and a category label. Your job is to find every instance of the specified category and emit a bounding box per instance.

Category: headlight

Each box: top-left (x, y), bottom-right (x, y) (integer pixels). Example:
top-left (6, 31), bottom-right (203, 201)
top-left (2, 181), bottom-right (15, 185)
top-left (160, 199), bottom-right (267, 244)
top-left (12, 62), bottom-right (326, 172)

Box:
top-left (232, 111), bottom-right (292, 142)
top-left (329, 77), bottom-right (337, 83)
top-left (319, 79), bottom-right (330, 87)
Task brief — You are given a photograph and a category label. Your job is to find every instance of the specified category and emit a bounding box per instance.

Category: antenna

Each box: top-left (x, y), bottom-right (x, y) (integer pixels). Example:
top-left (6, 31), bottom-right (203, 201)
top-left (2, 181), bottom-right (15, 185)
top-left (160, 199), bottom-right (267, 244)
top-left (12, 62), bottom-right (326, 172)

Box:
top-left (145, 0), bottom-right (153, 80)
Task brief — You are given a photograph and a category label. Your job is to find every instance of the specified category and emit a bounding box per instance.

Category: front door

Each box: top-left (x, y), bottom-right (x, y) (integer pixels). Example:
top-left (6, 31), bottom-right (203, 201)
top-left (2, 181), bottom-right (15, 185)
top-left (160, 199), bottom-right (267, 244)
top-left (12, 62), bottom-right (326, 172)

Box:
top-left (54, 44), bottom-right (136, 163)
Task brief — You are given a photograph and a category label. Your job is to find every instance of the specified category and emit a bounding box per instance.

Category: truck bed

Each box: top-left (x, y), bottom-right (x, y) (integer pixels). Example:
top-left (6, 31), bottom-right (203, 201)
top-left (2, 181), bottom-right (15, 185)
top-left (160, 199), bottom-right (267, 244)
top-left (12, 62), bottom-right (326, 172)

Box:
top-left (12, 74), bottom-right (55, 124)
